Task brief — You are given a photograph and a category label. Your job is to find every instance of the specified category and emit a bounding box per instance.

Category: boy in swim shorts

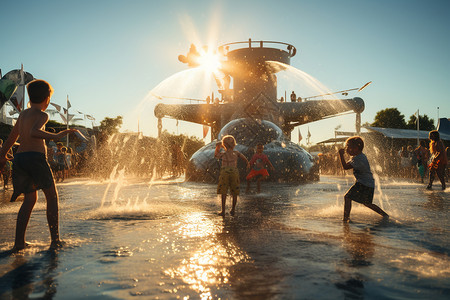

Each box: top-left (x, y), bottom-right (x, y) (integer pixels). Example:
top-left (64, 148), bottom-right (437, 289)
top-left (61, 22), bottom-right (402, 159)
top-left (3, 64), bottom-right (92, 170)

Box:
top-left (246, 143), bottom-right (274, 193)
top-left (215, 135), bottom-right (249, 216)
top-left (338, 136), bottom-right (389, 222)
top-left (0, 79), bottom-right (80, 252)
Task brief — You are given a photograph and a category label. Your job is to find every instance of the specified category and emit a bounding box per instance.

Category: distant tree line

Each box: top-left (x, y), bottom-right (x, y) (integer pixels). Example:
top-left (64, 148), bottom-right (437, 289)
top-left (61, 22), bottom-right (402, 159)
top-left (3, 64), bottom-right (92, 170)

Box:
top-left (367, 108), bottom-right (435, 131)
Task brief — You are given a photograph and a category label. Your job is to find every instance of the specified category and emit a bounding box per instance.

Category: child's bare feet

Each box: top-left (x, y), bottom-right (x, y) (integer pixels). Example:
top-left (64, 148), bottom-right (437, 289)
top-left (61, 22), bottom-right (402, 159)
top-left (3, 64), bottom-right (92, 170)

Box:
top-left (11, 241), bottom-right (31, 253)
top-left (50, 240), bottom-right (66, 250)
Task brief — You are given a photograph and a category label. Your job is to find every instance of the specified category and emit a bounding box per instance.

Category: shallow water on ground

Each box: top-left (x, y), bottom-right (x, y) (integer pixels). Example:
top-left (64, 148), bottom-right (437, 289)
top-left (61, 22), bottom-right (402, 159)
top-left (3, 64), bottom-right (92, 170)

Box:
top-left (0, 175), bottom-right (449, 299)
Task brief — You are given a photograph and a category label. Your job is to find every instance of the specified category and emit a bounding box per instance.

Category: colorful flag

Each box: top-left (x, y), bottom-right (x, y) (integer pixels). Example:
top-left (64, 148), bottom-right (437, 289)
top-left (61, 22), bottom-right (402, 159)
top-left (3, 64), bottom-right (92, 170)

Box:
top-left (203, 125), bottom-right (209, 139)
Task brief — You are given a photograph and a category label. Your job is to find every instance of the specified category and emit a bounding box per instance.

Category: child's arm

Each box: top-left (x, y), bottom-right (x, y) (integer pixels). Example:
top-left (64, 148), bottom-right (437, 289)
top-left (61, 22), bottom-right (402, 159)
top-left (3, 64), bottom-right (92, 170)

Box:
top-left (264, 155), bottom-right (275, 171)
top-left (214, 142), bottom-right (223, 158)
top-left (32, 113), bottom-right (80, 140)
top-left (0, 121), bottom-right (20, 168)
top-left (338, 149), bottom-right (353, 170)
top-left (248, 155), bottom-right (256, 169)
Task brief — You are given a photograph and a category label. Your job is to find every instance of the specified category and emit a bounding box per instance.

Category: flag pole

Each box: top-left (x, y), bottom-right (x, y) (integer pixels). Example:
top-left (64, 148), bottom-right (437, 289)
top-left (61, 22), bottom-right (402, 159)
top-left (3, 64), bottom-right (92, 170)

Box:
top-left (416, 109), bottom-right (419, 147)
top-left (20, 64), bottom-right (25, 111)
top-left (66, 95), bottom-right (69, 148)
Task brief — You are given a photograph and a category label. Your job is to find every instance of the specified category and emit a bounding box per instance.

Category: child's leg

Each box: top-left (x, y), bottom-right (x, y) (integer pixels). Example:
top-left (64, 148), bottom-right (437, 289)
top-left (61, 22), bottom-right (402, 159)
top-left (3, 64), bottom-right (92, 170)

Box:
top-left (14, 191), bottom-right (38, 250)
top-left (218, 194), bottom-right (226, 216)
top-left (427, 168), bottom-right (436, 188)
top-left (436, 165), bottom-right (446, 189)
top-left (343, 195), bottom-right (352, 222)
top-left (364, 203), bottom-right (389, 218)
top-left (42, 184), bottom-right (61, 245)
top-left (257, 175), bottom-right (269, 193)
top-left (256, 177), bottom-right (262, 193)
top-left (230, 195), bottom-right (237, 215)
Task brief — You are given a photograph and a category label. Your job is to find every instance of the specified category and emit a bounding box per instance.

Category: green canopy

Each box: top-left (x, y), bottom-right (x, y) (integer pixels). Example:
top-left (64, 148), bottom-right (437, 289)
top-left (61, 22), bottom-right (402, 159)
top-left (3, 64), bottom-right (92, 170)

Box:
top-left (0, 78), bottom-right (18, 107)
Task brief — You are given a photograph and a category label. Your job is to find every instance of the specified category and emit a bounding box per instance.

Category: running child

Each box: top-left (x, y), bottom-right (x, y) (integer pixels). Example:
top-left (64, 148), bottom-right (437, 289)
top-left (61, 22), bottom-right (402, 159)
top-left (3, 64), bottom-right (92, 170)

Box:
top-left (427, 130), bottom-right (447, 190)
top-left (338, 136), bottom-right (389, 222)
top-left (246, 143), bottom-right (274, 193)
top-left (215, 135), bottom-right (249, 216)
top-left (0, 79), bottom-right (80, 251)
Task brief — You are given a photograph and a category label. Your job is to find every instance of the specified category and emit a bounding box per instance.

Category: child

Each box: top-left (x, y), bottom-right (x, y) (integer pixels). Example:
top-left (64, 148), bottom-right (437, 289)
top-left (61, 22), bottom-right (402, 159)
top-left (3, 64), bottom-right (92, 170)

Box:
top-left (427, 130), bottom-right (447, 190)
top-left (338, 136), bottom-right (389, 222)
top-left (215, 135), bottom-right (249, 216)
top-left (246, 143), bottom-right (275, 193)
top-left (414, 141), bottom-right (429, 183)
top-left (0, 79), bottom-right (80, 252)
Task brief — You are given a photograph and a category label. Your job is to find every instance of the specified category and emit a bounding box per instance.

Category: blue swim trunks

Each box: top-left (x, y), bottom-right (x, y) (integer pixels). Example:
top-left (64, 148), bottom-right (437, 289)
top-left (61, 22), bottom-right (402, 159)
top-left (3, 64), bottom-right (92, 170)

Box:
top-left (11, 152), bottom-right (54, 200)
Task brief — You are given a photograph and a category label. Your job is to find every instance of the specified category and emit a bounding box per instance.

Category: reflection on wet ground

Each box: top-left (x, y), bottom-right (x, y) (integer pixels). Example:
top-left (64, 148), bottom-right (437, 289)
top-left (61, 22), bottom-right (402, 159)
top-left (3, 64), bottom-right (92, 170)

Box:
top-left (0, 175), bottom-right (449, 299)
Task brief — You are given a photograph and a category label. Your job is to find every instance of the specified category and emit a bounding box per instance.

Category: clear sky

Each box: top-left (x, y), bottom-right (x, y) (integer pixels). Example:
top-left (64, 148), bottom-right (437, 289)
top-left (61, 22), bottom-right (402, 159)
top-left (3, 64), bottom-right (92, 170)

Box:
top-left (1, 0), bottom-right (449, 144)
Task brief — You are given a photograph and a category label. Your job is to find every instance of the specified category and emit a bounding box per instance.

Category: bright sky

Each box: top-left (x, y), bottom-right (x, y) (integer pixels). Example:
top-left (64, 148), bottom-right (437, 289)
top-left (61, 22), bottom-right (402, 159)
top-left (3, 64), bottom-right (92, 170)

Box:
top-left (1, 0), bottom-right (449, 144)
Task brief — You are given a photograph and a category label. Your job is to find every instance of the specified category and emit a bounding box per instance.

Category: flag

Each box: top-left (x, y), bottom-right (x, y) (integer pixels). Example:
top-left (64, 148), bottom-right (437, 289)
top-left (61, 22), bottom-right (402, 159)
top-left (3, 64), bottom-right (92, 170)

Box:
top-left (63, 108), bottom-right (68, 114)
top-left (50, 102), bottom-right (62, 112)
top-left (67, 95), bottom-right (71, 109)
top-left (59, 112), bottom-right (67, 124)
top-left (298, 128), bottom-right (302, 143)
top-left (358, 81), bottom-right (372, 92)
top-left (203, 125), bottom-right (209, 139)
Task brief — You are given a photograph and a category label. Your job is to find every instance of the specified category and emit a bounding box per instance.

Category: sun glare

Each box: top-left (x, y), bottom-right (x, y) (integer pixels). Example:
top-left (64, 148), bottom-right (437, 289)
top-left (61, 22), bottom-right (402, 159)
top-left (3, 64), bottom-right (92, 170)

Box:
top-left (197, 51), bottom-right (222, 72)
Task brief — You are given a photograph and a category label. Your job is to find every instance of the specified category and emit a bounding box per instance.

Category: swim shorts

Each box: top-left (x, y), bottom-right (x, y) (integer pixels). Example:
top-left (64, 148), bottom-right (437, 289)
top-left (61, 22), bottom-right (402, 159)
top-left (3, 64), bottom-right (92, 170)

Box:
top-left (345, 182), bottom-right (374, 205)
top-left (12, 152), bottom-right (54, 195)
top-left (217, 166), bottom-right (240, 195)
top-left (246, 168), bottom-right (269, 181)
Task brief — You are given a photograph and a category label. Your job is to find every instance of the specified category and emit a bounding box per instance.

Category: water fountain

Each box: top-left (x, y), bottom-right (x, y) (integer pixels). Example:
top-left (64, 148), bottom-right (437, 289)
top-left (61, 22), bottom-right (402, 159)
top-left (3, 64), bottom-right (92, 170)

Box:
top-left (154, 39), bottom-right (364, 182)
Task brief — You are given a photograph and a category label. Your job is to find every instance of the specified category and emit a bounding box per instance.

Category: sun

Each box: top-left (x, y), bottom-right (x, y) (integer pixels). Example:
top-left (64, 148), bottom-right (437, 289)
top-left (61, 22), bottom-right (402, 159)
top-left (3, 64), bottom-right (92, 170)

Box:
top-left (197, 50), bottom-right (222, 72)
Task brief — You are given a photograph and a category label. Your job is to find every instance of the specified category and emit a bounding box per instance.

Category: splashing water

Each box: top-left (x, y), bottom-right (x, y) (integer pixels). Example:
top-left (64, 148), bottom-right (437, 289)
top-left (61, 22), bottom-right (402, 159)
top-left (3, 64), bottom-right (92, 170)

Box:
top-left (122, 66), bottom-right (220, 137)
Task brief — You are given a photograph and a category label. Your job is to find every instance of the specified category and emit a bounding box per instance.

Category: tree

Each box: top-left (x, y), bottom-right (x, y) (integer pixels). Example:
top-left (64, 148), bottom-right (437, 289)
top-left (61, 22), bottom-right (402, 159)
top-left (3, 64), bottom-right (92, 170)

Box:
top-left (371, 108), bottom-right (406, 129)
top-left (406, 114), bottom-right (435, 131)
top-left (99, 116), bottom-right (123, 135)
top-left (46, 120), bottom-right (67, 131)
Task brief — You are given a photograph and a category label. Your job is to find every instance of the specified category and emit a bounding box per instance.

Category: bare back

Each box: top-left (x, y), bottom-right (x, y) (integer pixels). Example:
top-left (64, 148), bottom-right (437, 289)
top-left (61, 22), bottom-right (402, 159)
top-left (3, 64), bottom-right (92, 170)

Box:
top-left (16, 108), bottom-right (49, 154)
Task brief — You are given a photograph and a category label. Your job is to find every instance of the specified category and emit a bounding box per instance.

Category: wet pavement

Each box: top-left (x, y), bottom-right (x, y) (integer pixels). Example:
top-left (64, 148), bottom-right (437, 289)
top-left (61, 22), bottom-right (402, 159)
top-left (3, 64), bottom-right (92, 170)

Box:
top-left (0, 175), bottom-right (449, 299)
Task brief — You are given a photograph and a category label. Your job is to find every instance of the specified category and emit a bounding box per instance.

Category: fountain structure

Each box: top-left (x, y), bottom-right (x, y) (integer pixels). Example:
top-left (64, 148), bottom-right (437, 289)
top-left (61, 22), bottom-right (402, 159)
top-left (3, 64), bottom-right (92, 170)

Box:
top-left (155, 39), bottom-right (364, 183)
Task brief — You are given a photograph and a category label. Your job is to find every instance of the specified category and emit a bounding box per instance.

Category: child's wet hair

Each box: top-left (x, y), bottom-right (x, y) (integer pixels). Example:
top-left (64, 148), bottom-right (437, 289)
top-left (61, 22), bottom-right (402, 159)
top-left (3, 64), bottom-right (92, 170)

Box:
top-left (345, 136), bottom-right (364, 151)
top-left (221, 135), bottom-right (236, 150)
top-left (429, 130), bottom-right (440, 141)
top-left (27, 80), bottom-right (54, 104)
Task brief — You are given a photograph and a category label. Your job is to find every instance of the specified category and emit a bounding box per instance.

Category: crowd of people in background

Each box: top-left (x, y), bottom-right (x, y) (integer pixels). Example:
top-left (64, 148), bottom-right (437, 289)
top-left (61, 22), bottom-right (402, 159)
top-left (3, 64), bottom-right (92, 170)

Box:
top-left (0, 131), bottom-right (203, 190)
top-left (317, 132), bottom-right (449, 187)
top-left (1, 126), bottom-right (448, 190)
